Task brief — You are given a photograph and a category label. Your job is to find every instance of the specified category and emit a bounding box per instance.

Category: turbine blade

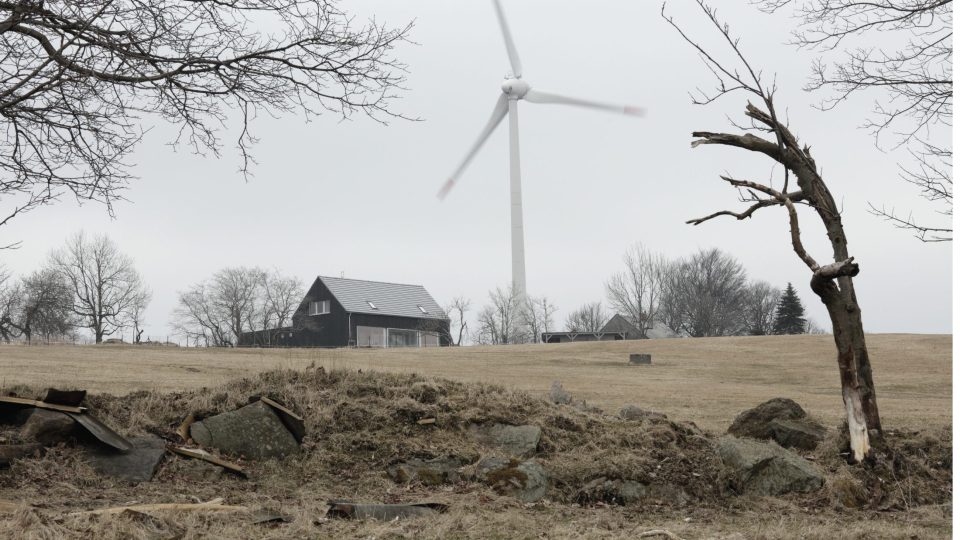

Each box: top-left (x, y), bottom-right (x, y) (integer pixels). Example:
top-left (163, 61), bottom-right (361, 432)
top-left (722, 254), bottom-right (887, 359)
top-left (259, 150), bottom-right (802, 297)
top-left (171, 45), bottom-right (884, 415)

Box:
top-left (438, 94), bottom-right (509, 199)
top-left (492, 0), bottom-right (523, 77)
top-left (524, 89), bottom-right (645, 116)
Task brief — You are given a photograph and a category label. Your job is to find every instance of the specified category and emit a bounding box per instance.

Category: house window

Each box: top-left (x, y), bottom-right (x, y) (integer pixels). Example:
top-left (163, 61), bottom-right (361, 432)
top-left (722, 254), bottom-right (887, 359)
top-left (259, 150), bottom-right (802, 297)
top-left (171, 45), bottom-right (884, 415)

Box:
top-left (421, 332), bottom-right (439, 347)
top-left (308, 300), bottom-right (330, 316)
top-left (388, 329), bottom-right (419, 348)
top-left (357, 326), bottom-right (385, 347)
top-left (417, 304), bottom-right (429, 315)
top-left (366, 300), bottom-right (378, 310)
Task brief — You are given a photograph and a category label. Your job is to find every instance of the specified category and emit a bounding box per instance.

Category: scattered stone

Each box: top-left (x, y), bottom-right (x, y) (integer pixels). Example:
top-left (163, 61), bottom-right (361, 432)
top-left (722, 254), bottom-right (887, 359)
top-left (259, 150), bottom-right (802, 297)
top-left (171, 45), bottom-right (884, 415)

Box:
top-left (769, 418), bottom-right (826, 451)
top-left (573, 400), bottom-right (603, 414)
top-left (409, 382), bottom-right (442, 404)
top-left (728, 398), bottom-right (826, 450)
top-left (190, 400), bottom-right (300, 460)
top-left (717, 436), bottom-right (824, 496)
top-left (326, 501), bottom-right (448, 520)
top-left (21, 409), bottom-right (78, 445)
top-left (576, 477), bottom-right (647, 505)
top-left (629, 354), bottom-right (652, 365)
top-left (387, 457), bottom-right (466, 486)
top-left (728, 398), bottom-right (806, 439)
top-left (474, 457), bottom-right (549, 503)
top-left (468, 423), bottom-right (541, 457)
top-left (548, 381), bottom-right (572, 405)
top-left (619, 405), bottom-right (668, 422)
top-left (87, 435), bottom-right (166, 483)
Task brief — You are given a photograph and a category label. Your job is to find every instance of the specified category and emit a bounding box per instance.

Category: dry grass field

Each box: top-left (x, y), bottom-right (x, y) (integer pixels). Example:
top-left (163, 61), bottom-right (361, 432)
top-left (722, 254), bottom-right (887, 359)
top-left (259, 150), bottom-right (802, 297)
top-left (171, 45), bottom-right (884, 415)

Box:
top-left (0, 333), bottom-right (951, 539)
top-left (0, 333), bottom-right (950, 433)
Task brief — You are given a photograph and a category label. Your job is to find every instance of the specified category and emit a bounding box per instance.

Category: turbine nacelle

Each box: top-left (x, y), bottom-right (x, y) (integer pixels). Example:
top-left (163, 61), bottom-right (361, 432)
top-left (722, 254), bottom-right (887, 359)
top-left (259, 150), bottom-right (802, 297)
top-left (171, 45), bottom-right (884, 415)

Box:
top-left (500, 77), bottom-right (530, 99)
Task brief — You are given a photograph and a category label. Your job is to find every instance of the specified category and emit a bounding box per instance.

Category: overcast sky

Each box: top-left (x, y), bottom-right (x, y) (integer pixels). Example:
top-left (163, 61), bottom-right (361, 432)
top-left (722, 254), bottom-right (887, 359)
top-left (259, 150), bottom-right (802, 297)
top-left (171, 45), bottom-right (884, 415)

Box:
top-left (0, 0), bottom-right (952, 341)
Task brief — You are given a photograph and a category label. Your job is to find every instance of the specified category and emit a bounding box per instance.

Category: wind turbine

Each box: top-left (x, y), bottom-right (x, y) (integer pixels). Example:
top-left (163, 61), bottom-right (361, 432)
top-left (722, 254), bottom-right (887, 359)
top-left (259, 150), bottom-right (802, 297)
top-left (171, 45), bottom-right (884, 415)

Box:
top-left (437, 0), bottom-right (644, 298)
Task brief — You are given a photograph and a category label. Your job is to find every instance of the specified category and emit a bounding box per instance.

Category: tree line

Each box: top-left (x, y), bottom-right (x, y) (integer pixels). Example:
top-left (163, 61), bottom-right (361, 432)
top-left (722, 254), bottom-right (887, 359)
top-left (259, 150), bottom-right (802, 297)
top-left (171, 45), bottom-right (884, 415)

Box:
top-left (453, 244), bottom-right (818, 346)
top-left (0, 232), bottom-right (149, 344)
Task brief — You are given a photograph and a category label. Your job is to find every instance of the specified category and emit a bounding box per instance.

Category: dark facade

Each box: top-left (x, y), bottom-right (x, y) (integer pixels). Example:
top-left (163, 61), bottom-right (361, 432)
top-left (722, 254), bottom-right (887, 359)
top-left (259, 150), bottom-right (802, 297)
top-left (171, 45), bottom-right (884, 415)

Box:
top-left (240, 276), bottom-right (450, 348)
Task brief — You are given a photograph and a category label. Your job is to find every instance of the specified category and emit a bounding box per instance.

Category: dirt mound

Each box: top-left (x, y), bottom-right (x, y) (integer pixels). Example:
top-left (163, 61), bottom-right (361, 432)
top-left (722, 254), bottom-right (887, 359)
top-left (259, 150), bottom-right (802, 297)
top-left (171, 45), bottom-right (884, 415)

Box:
top-left (0, 368), bottom-right (950, 538)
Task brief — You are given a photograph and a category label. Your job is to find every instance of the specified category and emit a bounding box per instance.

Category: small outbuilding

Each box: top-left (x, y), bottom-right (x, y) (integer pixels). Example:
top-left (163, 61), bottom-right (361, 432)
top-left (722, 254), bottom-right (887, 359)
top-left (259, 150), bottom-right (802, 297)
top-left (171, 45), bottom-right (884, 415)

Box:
top-left (240, 276), bottom-right (450, 348)
top-left (541, 314), bottom-right (644, 344)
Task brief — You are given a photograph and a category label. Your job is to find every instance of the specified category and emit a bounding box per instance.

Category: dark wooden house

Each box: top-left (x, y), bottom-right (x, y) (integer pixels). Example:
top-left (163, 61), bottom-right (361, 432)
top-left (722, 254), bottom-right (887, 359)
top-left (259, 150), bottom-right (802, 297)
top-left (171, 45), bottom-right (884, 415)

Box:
top-left (240, 276), bottom-right (450, 348)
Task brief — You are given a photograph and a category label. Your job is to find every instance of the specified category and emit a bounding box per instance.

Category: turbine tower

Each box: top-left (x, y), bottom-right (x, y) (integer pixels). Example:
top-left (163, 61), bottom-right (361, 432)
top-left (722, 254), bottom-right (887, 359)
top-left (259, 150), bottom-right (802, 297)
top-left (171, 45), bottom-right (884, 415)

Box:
top-left (438, 0), bottom-right (644, 297)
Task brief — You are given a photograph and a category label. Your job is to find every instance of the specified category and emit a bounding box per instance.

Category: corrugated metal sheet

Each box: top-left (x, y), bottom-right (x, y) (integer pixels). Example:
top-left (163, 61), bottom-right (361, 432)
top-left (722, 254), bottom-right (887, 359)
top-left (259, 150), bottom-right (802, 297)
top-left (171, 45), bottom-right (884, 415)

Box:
top-left (319, 276), bottom-right (448, 320)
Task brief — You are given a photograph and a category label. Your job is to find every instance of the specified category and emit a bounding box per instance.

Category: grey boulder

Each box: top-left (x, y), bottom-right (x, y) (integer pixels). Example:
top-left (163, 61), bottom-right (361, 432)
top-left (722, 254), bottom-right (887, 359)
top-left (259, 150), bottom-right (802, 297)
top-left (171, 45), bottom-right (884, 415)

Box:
top-left (190, 400), bottom-right (300, 460)
top-left (619, 405), bottom-right (668, 422)
top-left (387, 457), bottom-right (466, 486)
top-left (769, 418), bottom-right (826, 451)
top-left (468, 423), bottom-right (541, 457)
top-left (21, 409), bottom-right (78, 445)
top-left (718, 436), bottom-right (824, 496)
top-left (475, 457), bottom-right (549, 502)
top-left (728, 398), bottom-right (825, 450)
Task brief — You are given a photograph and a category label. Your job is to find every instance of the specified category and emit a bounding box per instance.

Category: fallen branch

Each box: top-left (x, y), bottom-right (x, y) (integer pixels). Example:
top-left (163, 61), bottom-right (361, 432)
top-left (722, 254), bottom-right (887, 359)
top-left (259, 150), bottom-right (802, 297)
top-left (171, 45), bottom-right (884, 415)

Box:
top-left (68, 499), bottom-right (248, 516)
top-left (638, 529), bottom-right (685, 540)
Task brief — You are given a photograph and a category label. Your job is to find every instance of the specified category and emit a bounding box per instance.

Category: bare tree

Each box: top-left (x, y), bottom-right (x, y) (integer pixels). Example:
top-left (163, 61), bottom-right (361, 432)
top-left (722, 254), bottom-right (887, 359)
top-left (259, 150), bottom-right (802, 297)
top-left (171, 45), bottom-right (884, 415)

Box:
top-left (129, 288), bottom-right (151, 344)
top-left (520, 295), bottom-right (558, 343)
top-left (474, 285), bottom-right (526, 345)
top-left (172, 266), bottom-right (266, 347)
top-left (757, 0), bottom-right (952, 241)
top-left (263, 271), bottom-right (303, 330)
top-left (50, 232), bottom-right (148, 343)
top-left (446, 296), bottom-right (472, 346)
top-left (0, 0), bottom-right (413, 246)
top-left (4, 268), bottom-right (74, 343)
top-left (660, 248), bottom-right (747, 338)
top-left (741, 280), bottom-right (781, 336)
top-left (605, 244), bottom-right (668, 337)
top-left (171, 282), bottom-right (232, 347)
top-left (664, 1), bottom-right (882, 461)
top-left (0, 265), bottom-right (18, 342)
top-left (564, 302), bottom-right (608, 332)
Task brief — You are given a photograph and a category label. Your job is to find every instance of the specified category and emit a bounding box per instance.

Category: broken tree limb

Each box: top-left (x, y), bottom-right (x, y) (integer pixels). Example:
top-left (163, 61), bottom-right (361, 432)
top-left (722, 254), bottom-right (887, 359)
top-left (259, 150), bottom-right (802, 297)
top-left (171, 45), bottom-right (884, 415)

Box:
top-left (168, 445), bottom-right (248, 478)
top-left (67, 499), bottom-right (248, 516)
top-left (176, 413), bottom-right (195, 443)
top-left (638, 530), bottom-right (685, 540)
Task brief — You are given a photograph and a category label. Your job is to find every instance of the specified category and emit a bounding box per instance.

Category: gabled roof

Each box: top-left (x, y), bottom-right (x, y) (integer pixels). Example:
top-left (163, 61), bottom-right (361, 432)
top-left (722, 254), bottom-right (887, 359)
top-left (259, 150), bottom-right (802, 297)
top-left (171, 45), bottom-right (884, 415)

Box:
top-left (318, 276), bottom-right (448, 320)
top-left (600, 314), bottom-right (643, 337)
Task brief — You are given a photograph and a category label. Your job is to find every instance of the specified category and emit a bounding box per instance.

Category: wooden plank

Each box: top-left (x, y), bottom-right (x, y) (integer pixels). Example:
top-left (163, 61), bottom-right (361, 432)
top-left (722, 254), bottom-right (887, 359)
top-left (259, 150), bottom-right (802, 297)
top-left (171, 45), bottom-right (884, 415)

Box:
top-left (67, 499), bottom-right (248, 516)
top-left (0, 396), bottom-right (84, 414)
top-left (168, 445), bottom-right (248, 478)
top-left (68, 413), bottom-right (133, 453)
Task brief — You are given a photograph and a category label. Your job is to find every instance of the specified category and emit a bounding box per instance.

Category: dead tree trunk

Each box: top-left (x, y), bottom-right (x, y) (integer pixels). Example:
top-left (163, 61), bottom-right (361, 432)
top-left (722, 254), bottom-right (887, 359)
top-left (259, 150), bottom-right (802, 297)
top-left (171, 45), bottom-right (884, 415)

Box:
top-left (663, 2), bottom-right (882, 462)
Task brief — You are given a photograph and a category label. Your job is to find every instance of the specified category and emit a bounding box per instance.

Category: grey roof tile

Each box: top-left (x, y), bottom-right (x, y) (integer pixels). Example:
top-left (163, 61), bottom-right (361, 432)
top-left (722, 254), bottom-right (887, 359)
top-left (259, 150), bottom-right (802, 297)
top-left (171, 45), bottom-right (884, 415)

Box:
top-left (319, 276), bottom-right (448, 320)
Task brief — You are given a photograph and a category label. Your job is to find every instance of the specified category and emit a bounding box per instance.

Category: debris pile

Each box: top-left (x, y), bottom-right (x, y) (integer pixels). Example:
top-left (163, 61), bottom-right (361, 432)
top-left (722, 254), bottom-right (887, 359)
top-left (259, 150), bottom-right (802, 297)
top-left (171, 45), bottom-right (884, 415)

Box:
top-left (0, 369), bottom-right (949, 538)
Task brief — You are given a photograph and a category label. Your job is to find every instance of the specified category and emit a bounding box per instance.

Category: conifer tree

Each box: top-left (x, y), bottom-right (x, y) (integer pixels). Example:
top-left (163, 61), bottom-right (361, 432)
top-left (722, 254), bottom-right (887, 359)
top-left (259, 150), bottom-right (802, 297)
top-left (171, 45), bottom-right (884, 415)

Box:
top-left (773, 283), bottom-right (807, 334)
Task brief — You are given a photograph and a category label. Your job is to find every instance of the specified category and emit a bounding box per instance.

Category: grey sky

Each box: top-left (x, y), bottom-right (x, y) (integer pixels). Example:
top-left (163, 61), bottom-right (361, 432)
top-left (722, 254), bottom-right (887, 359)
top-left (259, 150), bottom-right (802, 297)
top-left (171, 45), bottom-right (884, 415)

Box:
top-left (0, 0), bottom-right (951, 341)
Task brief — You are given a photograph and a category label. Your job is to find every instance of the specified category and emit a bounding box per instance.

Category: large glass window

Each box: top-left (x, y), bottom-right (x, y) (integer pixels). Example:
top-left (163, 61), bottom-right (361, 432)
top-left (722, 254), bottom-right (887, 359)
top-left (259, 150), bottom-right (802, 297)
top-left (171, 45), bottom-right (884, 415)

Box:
top-left (421, 333), bottom-right (439, 347)
top-left (357, 326), bottom-right (385, 347)
top-left (388, 328), bottom-right (419, 348)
